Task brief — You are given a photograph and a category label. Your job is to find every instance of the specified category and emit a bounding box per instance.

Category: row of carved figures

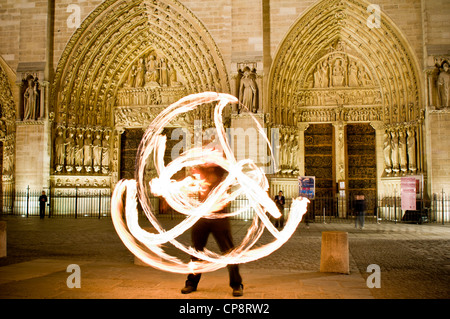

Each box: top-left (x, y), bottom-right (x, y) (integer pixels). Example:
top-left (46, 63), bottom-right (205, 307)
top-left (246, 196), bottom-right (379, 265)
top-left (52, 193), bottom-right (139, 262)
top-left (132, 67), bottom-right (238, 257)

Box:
top-left (277, 130), bottom-right (299, 174)
top-left (54, 126), bottom-right (110, 174)
top-left (124, 54), bottom-right (181, 89)
top-left (383, 126), bottom-right (417, 175)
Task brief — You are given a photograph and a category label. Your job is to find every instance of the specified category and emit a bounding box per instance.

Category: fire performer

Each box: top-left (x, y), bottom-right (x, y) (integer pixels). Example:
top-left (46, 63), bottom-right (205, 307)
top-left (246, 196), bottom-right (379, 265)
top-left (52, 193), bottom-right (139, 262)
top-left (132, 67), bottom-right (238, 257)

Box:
top-left (181, 163), bottom-right (244, 297)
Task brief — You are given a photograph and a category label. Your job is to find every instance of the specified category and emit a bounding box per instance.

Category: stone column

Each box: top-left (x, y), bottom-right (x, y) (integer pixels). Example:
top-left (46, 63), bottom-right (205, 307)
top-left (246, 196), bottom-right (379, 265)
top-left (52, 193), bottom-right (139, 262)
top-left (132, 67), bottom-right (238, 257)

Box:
top-left (296, 122), bottom-right (309, 177)
top-left (332, 121), bottom-right (347, 217)
top-left (370, 121), bottom-right (386, 196)
top-left (111, 127), bottom-right (124, 188)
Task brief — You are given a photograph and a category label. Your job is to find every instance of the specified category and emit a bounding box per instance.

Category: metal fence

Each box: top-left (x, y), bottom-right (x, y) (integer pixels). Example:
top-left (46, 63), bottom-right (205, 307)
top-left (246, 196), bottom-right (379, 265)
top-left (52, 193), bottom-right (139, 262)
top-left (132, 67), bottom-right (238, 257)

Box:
top-left (2, 187), bottom-right (111, 219)
top-left (1, 187), bottom-right (449, 224)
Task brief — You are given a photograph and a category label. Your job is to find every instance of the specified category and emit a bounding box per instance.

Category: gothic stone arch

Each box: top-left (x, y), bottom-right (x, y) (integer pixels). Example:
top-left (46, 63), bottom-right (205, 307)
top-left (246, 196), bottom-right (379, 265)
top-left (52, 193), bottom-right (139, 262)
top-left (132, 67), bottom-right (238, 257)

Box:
top-left (52, 0), bottom-right (230, 190)
top-left (268, 0), bottom-right (424, 204)
top-left (0, 58), bottom-right (17, 195)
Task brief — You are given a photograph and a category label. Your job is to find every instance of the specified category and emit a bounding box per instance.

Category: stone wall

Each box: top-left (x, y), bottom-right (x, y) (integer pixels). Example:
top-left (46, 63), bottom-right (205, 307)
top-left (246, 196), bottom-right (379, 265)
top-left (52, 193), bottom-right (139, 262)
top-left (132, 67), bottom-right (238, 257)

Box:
top-left (426, 109), bottom-right (450, 194)
top-left (14, 123), bottom-right (48, 190)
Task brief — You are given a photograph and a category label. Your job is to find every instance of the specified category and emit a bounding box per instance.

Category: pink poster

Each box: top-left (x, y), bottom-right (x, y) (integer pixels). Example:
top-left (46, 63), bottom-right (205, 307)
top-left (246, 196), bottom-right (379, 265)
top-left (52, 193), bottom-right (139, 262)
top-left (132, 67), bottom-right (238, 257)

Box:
top-left (401, 177), bottom-right (416, 211)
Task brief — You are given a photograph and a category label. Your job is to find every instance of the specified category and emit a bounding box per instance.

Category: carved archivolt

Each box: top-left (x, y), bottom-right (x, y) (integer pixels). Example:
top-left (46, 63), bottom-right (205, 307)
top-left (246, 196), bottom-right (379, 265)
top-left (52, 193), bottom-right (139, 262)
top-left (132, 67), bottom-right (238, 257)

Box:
top-left (53, 0), bottom-right (229, 128)
top-left (269, 0), bottom-right (422, 127)
top-left (51, 0), bottom-right (230, 187)
top-left (0, 62), bottom-right (16, 181)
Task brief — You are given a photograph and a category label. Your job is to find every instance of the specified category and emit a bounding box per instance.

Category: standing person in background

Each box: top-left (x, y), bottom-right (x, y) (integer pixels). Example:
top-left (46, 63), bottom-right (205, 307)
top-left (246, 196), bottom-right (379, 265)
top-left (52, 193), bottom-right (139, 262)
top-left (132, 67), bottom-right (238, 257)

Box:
top-left (274, 190), bottom-right (285, 228)
top-left (354, 194), bottom-right (366, 230)
top-left (39, 191), bottom-right (48, 219)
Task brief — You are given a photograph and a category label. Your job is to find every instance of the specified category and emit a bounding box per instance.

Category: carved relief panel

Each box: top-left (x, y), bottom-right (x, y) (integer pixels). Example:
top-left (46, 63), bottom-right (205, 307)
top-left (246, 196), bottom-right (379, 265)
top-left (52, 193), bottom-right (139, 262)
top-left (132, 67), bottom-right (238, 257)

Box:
top-left (270, 0), bottom-right (422, 128)
top-left (53, 125), bottom-right (111, 176)
top-left (382, 122), bottom-right (421, 177)
top-left (296, 39), bottom-right (383, 124)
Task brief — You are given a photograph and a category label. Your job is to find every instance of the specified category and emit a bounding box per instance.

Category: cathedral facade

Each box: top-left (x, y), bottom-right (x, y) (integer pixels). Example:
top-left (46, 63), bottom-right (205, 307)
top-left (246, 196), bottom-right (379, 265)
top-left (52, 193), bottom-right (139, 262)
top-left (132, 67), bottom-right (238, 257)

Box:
top-left (1, 0), bottom-right (449, 217)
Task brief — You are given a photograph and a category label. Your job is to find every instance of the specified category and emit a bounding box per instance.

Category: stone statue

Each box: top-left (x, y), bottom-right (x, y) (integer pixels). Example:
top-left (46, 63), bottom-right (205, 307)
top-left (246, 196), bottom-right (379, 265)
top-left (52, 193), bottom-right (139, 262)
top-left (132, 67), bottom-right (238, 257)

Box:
top-left (145, 54), bottom-right (159, 85)
top-left (23, 76), bottom-right (38, 120)
top-left (314, 61), bottom-right (329, 88)
top-left (331, 59), bottom-right (346, 87)
top-left (3, 145), bottom-right (13, 175)
top-left (159, 58), bottom-right (168, 87)
top-left (168, 63), bottom-right (180, 87)
top-left (281, 134), bottom-right (289, 168)
top-left (55, 128), bottom-right (65, 171)
top-left (437, 61), bottom-right (450, 107)
top-left (398, 129), bottom-right (407, 173)
top-left (407, 128), bottom-right (417, 172)
top-left (93, 131), bottom-right (102, 172)
top-left (135, 58), bottom-right (145, 87)
top-left (383, 131), bottom-right (392, 174)
top-left (101, 132), bottom-right (110, 174)
top-left (289, 137), bottom-right (299, 169)
top-left (75, 129), bottom-right (84, 172)
top-left (126, 64), bottom-right (136, 87)
top-left (390, 130), bottom-right (399, 174)
top-left (348, 61), bottom-right (359, 87)
top-left (238, 67), bottom-right (258, 113)
top-left (65, 130), bottom-right (75, 172)
top-left (83, 130), bottom-right (93, 172)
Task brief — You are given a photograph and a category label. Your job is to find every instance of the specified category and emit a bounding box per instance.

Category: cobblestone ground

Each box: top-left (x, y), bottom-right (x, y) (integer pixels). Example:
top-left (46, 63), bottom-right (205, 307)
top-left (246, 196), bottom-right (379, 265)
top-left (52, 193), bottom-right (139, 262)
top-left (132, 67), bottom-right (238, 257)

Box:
top-left (1, 215), bottom-right (449, 299)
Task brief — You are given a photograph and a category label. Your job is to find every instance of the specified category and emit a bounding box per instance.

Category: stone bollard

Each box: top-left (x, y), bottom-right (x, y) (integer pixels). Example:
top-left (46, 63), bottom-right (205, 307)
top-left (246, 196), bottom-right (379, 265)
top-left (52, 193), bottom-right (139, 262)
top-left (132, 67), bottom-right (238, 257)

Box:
top-left (0, 221), bottom-right (6, 258)
top-left (134, 226), bottom-right (160, 266)
top-left (320, 231), bottom-right (349, 274)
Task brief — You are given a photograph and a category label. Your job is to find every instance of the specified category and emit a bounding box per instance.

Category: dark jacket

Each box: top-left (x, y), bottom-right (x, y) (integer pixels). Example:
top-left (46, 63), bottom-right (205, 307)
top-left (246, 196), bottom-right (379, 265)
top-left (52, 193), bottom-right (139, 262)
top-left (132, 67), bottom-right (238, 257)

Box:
top-left (354, 199), bottom-right (366, 212)
top-left (39, 195), bottom-right (48, 207)
top-left (274, 195), bottom-right (285, 208)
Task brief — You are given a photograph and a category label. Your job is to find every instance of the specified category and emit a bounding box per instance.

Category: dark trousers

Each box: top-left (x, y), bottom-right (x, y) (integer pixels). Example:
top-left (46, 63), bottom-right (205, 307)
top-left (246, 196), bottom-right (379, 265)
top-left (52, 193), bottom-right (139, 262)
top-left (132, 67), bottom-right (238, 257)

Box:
top-left (39, 205), bottom-right (45, 219)
top-left (274, 205), bottom-right (285, 228)
top-left (185, 218), bottom-right (242, 289)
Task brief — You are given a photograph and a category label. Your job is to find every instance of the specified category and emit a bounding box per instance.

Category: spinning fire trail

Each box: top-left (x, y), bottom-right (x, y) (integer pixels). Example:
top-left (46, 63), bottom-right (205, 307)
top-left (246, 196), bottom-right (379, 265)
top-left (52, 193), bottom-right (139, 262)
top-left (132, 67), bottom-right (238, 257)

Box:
top-left (111, 92), bottom-right (309, 274)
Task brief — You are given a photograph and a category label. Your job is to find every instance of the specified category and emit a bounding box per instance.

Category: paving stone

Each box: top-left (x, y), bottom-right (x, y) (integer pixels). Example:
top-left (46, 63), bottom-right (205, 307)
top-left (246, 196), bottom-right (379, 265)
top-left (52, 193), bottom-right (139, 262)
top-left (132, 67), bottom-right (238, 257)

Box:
top-left (0, 216), bottom-right (449, 299)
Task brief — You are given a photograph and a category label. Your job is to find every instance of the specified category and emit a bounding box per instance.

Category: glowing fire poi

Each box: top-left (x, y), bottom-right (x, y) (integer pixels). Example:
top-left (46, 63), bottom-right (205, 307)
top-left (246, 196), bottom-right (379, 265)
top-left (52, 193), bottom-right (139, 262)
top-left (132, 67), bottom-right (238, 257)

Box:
top-left (111, 92), bottom-right (309, 274)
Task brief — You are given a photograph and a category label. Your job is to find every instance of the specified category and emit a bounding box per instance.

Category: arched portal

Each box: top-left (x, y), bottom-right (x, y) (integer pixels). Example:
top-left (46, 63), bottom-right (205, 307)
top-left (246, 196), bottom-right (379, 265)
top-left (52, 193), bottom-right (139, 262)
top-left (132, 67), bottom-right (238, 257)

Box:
top-left (52, 0), bottom-right (230, 191)
top-left (268, 0), bottom-right (424, 216)
top-left (0, 58), bottom-right (16, 204)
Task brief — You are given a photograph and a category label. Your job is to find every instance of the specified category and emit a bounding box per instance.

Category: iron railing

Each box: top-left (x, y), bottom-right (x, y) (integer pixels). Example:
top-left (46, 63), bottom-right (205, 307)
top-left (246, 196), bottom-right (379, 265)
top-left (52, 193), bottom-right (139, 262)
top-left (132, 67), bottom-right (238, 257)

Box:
top-left (2, 187), bottom-right (449, 224)
top-left (1, 186), bottom-right (111, 219)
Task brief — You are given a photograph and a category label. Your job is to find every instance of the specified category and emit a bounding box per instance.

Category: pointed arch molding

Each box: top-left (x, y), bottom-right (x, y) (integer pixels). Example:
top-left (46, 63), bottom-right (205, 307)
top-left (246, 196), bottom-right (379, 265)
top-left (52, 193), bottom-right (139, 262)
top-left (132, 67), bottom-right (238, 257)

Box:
top-left (53, 0), bottom-right (229, 127)
top-left (268, 0), bottom-right (423, 126)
